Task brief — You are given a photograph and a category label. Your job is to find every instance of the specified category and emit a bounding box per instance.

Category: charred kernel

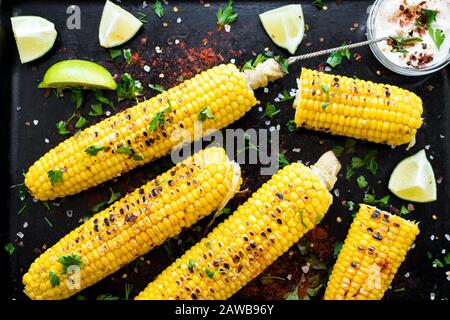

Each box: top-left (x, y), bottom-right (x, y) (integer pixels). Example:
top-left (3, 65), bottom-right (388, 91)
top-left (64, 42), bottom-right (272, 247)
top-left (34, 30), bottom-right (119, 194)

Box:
top-left (93, 219), bottom-right (98, 224)
top-left (351, 262), bottom-right (358, 267)
top-left (373, 233), bottom-right (382, 241)
top-left (212, 261), bottom-right (219, 267)
top-left (357, 245), bottom-right (364, 250)
top-left (276, 218), bottom-right (283, 224)
top-left (94, 225), bottom-right (99, 232)
top-left (110, 214), bottom-right (115, 221)
top-left (75, 238), bottom-right (80, 243)
top-left (245, 245), bottom-right (252, 252)
top-left (249, 241), bottom-right (257, 249)
top-left (275, 192), bottom-right (283, 200)
top-left (152, 189), bottom-right (158, 197)
top-left (104, 218), bottom-right (110, 227)
top-left (393, 222), bottom-right (400, 227)
top-left (139, 188), bottom-right (144, 194)
top-left (106, 230), bottom-right (111, 235)
top-left (367, 227), bottom-right (373, 233)
top-left (249, 231), bottom-right (254, 236)
top-left (243, 235), bottom-right (248, 241)
top-left (266, 227), bottom-right (272, 233)
top-left (168, 180), bottom-right (174, 186)
top-left (237, 265), bottom-right (243, 273)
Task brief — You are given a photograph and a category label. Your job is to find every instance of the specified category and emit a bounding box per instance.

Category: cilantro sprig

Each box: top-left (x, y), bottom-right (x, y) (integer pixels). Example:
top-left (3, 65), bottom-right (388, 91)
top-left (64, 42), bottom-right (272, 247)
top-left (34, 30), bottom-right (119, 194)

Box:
top-left (216, 0), bottom-right (238, 29)
top-left (152, 0), bottom-right (165, 18)
top-left (326, 44), bottom-right (351, 68)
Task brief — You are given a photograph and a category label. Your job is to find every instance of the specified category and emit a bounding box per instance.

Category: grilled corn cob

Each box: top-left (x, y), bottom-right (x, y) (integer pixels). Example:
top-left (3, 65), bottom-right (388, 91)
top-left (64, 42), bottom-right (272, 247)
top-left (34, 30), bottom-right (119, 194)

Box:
top-left (294, 68), bottom-right (423, 147)
top-left (25, 63), bottom-right (261, 201)
top-left (324, 204), bottom-right (419, 300)
top-left (23, 147), bottom-right (242, 300)
top-left (135, 151), bottom-right (341, 300)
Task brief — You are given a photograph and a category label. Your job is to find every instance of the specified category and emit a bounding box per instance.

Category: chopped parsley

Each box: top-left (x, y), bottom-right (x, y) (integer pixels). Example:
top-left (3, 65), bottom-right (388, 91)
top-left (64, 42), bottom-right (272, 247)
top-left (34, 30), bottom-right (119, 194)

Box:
top-left (70, 89), bottom-right (83, 109)
top-left (326, 44), bottom-right (351, 68)
top-left (117, 144), bottom-right (133, 156)
top-left (320, 84), bottom-right (330, 100)
top-left (48, 272), bottom-right (60, 288)
top-left (433, 258), bottom-right (444, 268)
top-left (332, 145), bottom-right (344, 157)
top-left (363, 193), bottom-right (390, 207)
top-left (216, 0), bottom-right (238, 29)
top-left (57, 254), bottom-right (83, 274)
top-left (149, 103), bottom-right (172, 131)
top-left (5, 243), bottom-right (15, 255)
top-left (312, 0), bottom-right (325, 10)
top-left (48, 169), bottom-right (63, 186)
top-left (286, 120), bottom-right (298, 132)
top-left (109, 49), bottom-right (122, 60)
top-left (187, 259), bottom-right (197, 270)
top-left (132, 154), bottom-right (144, 161)
top-left (89, 103), bottom-right (104, 116)
top-left (389, 36), bottom-right (423, 53)
top-left (149, 84), bottom-right (166, 93)
top-left (56, 113), bottom-right (76, 135)
top-left (261, 103), bottom-right (280, 119)
top-left (416, 9), bottom-right (437, 28)
top-left (84, 145), bottom-right (106, 156)
top-left (123, 48), bottom-right (132, 65)
top-left (75, 116), bottom-right (89, 129)
top-left (400, 205), bottom-right (410, 215)
top-left (241, 54), bottom-right (268, 71)
top-left (279, 89), bottom-right (295, 102)
top-left (117, 73), bottom-right (143, 102)
top-left (205, 268), bottom-right (215, 279)
top-left (278, 153), bottom-right (290, 168)
top-left (198, 106), bottom-right (215, 122)
top-left (93, 89), bottom-right (114, 107)
top-left (152, 0), bottom-right (165, 18)
top-left (241, 51), bottom-right (289, 74)
top-left (351, 157), bottom-right (364, 169)
top-left (356, 175), bottom-right (368, 189)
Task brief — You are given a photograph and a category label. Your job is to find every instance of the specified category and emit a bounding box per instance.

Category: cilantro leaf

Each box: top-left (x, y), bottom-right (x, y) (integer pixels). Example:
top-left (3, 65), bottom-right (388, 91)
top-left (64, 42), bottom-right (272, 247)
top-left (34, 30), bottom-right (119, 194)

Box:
top-left (117, 144), bottom-right (133, 156)
top-left (57, 254), bottom-right (83, 274)
top-left (332, 145), bottom-right (344, 157)
top-left (109, 49), bottom-right (122, 60)
top-left (278, 153), bottom-right (290, 168)
top-left (123, 48), bottom-right (132, 65)
top-left (97, 294), bottom-right (119, 300)
top-left (205, 268), bottom-right (215, 279)
top-left (356, 175), bottom-right (368, 189)
top-left (89, 103), bottom-right (104, 116)
top-left (351, 157), bottom-right (364, 169)
top-left (70, 89), bottom-right (83, 109)
top-left (48, 272), bottom-right (60, 288)
top-left (132, 154), bottom-right (144, 161)
top-left (326, 44), bottom-right (350, 68)
top-left (261, 103), bottom-right (280, 119)
top-left (91, 188), bottom-right (122, 213)
top-left (117, 73), bottom-right (143, 101)
top-left (216, 0), bottom-right (238, 29)
top-left (445, 253), bottom-right (450, 265)
top-left (429, 28), bottom-right (445, 49)
top-left (5, 243), bottom-right (15, 255)
top-left (378, 195), bottom-right (390, 207)
top-left (47, 169), bottom-right (63, 186)
top-left (56, 120), bottom-right (70, 135)
top-left (312, 0), bottom-right (325, 10)
top-left (18, 184), bottom-right (27, 201)
top-left (75, 116), bottom-right (89, 129)
top-left (198, 106), bottom-right (215, 122)
top-left (279, 89), bottom-right (295, 102)
top-left (416, 8), bottom-right (437, 28)
top-left (84, 145), bottom-right (106, 156)
top-left (149, 84), bottom-right (166, 93)
top-left (152, 0), bottom-right (165, 18)
top-left (93, 89), bottom-right (114, 107)
top-left (286, 120), bottom-right (298, 132)
top-left (136, 12), bottom-right (148, 24)
top-left (433, 258), bottom-right (444, 268)
top-left (400, 205), bottom-right (410, 215)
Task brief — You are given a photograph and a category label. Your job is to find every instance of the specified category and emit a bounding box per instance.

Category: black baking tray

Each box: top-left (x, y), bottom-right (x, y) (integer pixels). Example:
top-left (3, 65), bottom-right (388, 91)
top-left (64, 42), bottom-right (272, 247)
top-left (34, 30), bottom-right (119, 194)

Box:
top-left (2, 0), bottom-right (449, 300)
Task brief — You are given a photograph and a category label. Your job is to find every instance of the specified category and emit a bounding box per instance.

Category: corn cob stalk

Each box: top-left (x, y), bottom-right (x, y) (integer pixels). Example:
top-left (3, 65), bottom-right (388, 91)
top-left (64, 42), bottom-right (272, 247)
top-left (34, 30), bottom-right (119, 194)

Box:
top-left (25, 63), bottom-right (261, 201)
top-left (293, 68), bottom-right (423, 147)
top-left (22, 147), bottom-right (242, 300)
top-left (324, 204), bottom-right (419, 300)
top-left (135, 151), bottom-right (341, 300)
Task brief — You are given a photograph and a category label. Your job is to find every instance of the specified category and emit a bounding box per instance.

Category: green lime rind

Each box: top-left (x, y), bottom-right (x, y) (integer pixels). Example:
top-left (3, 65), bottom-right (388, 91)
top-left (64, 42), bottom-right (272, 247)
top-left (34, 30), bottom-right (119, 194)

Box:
top-left (38, 59), bottom-right (117, 90)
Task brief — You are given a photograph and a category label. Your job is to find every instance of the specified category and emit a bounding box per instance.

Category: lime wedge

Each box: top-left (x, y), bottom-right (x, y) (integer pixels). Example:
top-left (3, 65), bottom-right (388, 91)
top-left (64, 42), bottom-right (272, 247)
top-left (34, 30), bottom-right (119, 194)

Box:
top-left (388, 150), bottom-right (437, 203)
top-left (11, 16), bottom-right (57, 64)
top-left (38, 60), bottom-right (117, 90)
top-left (99, 0), bottom-right (143, 48)
top-left (259, 4), bottom-right (305, 55)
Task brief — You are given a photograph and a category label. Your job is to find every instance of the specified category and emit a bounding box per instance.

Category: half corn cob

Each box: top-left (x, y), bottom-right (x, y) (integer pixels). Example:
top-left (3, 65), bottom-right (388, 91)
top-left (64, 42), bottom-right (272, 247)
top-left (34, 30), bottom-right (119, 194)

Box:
top-left (135, 151), bottom-right (341, 300)
top-left (23, 147), bottom-right (242, 300)
top-left (294, 68), bottom-right (423, 147)
top-left (324, 204), bottom-right (419, 300)
top-left (26, 63), bottom-right (264, 201)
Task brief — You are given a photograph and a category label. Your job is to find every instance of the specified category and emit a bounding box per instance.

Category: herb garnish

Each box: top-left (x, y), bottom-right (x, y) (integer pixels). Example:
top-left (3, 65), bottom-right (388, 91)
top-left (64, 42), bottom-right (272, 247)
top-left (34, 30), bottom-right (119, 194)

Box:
top-left (136, 12), bottom-right (148, 24)
top-left (198, 106), bottom-right (215, 122)
top-left (123, 48), bottom-right (132, 65)
top-left (216, 0), bottom-right (238, 29)
top-left (326, 44), bottom-right (351, 68)
top-left (152, 0), bottom-right (165, 18)
top-left (110, 49), bottom-right (122, 60)
top-left (89, 104), bottom-right (104, 116)
top-left (149, 102), bottom-right (172, 131)
top-left (70, 89), bottom-right (83, 109)
top-left (57, 254), bottom-right (83, 274)
top-left (261, 103), bottom-right (280, 119)
top-left (84, 145), bottom-right (106, 156)
top-left (312, 0), bottom-right (325, 10)
top-left (117, 73), bottom-right (144, 102)
top-left (48, 169), bottom-right (63, 186)
top-left (286, 120), bottom-right (298, 132)
top-left (356, 175), bottom-right (368, 189)
top-left (117, 144), bottom-right (133, 156)
top-left (48, 272), bottom-right (60, 288)
top-left (75, 116), bottom-right (89, 129)
top-left (91, 188), bottom-right (122, 213)
top-left (278, 153), bottom-right (290, 168)
top-left (149, 84), bottom-right (166, 93)
top-left (5, 243), bottom-right (15, 255)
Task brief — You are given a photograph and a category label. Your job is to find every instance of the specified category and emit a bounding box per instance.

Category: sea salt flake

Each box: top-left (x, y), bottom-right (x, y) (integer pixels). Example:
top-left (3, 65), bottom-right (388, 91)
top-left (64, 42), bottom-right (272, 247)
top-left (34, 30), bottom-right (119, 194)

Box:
top-left (105, 111), bottom-right (112, 116)
top-left (23, 222), bottom-right (28, 228)
top-left (274, 98), bottom-right (280, 102)
top-left (411, 243), bottom-right (416, 249)
top-left (442, 249), bottom-right (446, 254)
top-left (301, 265), bottom-right (310, 273)
top-left (440, 134), bottom-right (445, 138)
top-left (66, 210), bottom-right (73, 218)
top-left (33, 120), bottom-right (39, 125)
top-left (16, 232), bottom-right (24, 239)
top-left (292, 148), bottom-right (301, 153)
top-left (174, 39), bottom-right (180, 45)
top-left (430, 292), bottom-right (435, 300)
top-left (144, 65), bottom-right (151, 72)
top-left (230, 59), bottom-right (235, 64)
top-left (430, 235), bottom-right (435, 241)
top-left (324, 66), bottom-right (332, 72)
top-left (429, 155), bottom-right (434, 160)
top-left (404, 272), bottom-right (410, 278)
top-left (176, 17), bottom-right (182, 23)
top-left (265, 120), bottom-right (271, 126)
top-left (263, 88), bottom-right (269, 93)
top-left (425, 145), bottom-right (430, 150)
top-left (334, 189), bottom-right (340, 197)
top-left (155, 46), bottom-right (162, 53)
top-left (16, 106), bottom-right (22, 112)
top-left (258, 107), bottom-right (263, 112)
top-left (177, 239), bottom-right (182, 245)
top-left (287, 274), bottom-right (292, 280)
top-left (224, 24), bottom-right (231, 32)
top-left (44, 138), bottom-right (49, 144)
top-left (276, 124), bottom-right (280, 130)
top-left (142, 1), bottom-right (148, 9)
top-left (445, 234), bottom-right (450, 241)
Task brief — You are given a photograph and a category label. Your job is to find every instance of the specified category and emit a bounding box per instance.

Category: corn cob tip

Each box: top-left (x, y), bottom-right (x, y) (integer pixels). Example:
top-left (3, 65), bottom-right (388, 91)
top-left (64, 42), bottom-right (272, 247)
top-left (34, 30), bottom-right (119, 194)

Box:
top-left (310, 151), bottom-right (341, 190)
top-left (243, 58), bottom-right (284, 90)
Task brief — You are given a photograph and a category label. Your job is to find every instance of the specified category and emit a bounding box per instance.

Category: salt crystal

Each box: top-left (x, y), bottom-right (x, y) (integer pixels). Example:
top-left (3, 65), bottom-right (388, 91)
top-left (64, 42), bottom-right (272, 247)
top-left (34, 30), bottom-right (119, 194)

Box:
top-left (33, 120), bottom-right (39, 126)
top-left (263, 88), bottom-right (269, 93)
top-left (258, 107), bottom-right (263, 112)
top-left (16, 106), bottom-right (22, 112)
top-left (425, 145), bottom-right (430, 150)
top-left (144, 65), bottom-right (151, 72)
top-left (230, 59), bottom-right (235, 64)
top-left (105, 111), bottom-right (112, 116)
top-left (286, 274), bottom-right (292, 280)
top-left (325, 66), bottom-right (331, 72)
top-left (442, 249), bottom-right (446, 254)
top-left (411, 243), bottom-right (416, 249)
top-left (269, 126), bottom-right (275, 132)
top-left (430, 155), bottom-right (434, 160)
top-left (32, 198), bottom-right (38, 203)
top-left (174, 39), bottom-right (180, 45)
top-left (430, 292), bottom-right (435, 300)
top-left (66, 210), bottom-right (73, 218)
top-left (447, 275), bottom-right (450, 281)
top-left (445, 234), bottom-right (450, 241)
top-left (301, 265), bottom-right (310, 273)
top-left (204, 3), bottom-right (210, 8)
top-left (224, 24), bottom-right (231, 32)
top-left (265, 120), bottom-right (271, 126)
top-left (334, 189), bottom-right (340, 197)
top-left (16, 232), bottom-right (24, 239)
top-left (176, 17), bottom-right (182, 24)
top-left (173, 6), bottom-right (178, 12)
top-left (274, 98), bottom-right (280, 102)
top-left (430, 235), bottom-right (435, 241)
top-left (404, 272), bottom-right (410, 278)
top-left (177, 239), bottom-right (182, 245)
top-left (440, 134), bottom-right (445, 138)
top-left (142, 1), bottom-right (148, 9)
top-left (23, 222), bottom-right (28, 228)
top-left (292, 148), bottom-right (300, 153)
top-left (155, 46), bottom-right (162, 53)
top-left (44, 138), bottom-right (49, 144)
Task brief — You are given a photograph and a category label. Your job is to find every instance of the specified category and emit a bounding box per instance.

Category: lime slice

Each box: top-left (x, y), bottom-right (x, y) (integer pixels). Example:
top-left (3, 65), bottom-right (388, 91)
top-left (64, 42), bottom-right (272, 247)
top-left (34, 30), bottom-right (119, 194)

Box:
top-left (99, 0), bottom-right (143, 48)
top-left (38, 60), bottom-right (117, 90)
top-left (259, 4), bottom-right (305, 55)
top-left (11, 16), bottom-right (57, 64)
top-left (388, 150), bottom-right (437, 203)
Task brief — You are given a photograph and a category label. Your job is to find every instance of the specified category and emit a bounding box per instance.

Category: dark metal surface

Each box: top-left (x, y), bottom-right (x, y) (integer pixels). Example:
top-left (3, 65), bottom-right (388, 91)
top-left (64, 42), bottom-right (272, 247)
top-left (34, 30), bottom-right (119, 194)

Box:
top-left (2, 0), bottom-right (449, 300)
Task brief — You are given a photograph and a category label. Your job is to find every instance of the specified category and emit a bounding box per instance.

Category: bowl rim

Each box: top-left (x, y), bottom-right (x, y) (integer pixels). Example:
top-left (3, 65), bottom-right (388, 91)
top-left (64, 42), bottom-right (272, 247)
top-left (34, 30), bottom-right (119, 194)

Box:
top-left (366, 0), bottom-right (450, 76)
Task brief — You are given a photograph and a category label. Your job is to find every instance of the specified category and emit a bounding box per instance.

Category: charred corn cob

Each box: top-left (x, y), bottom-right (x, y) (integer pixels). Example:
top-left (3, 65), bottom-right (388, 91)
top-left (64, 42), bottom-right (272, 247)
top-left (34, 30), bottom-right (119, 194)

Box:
top-left (23, 147), bottom-right (242, 300)
top-left (25, 63), bottom-right (262, 201)
top-left (135, 151), bottom-right (341, 300)
top-left (325, 204), bottom-right (419, 300)
top-left (294, 68), bottom-right (423, 147)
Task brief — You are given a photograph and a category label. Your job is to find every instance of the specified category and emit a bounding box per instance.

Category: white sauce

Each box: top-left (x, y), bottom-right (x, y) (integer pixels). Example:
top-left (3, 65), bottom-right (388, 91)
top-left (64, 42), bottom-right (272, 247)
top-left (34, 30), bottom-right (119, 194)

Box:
top-left (374, 0), bottom-right (450, 68)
